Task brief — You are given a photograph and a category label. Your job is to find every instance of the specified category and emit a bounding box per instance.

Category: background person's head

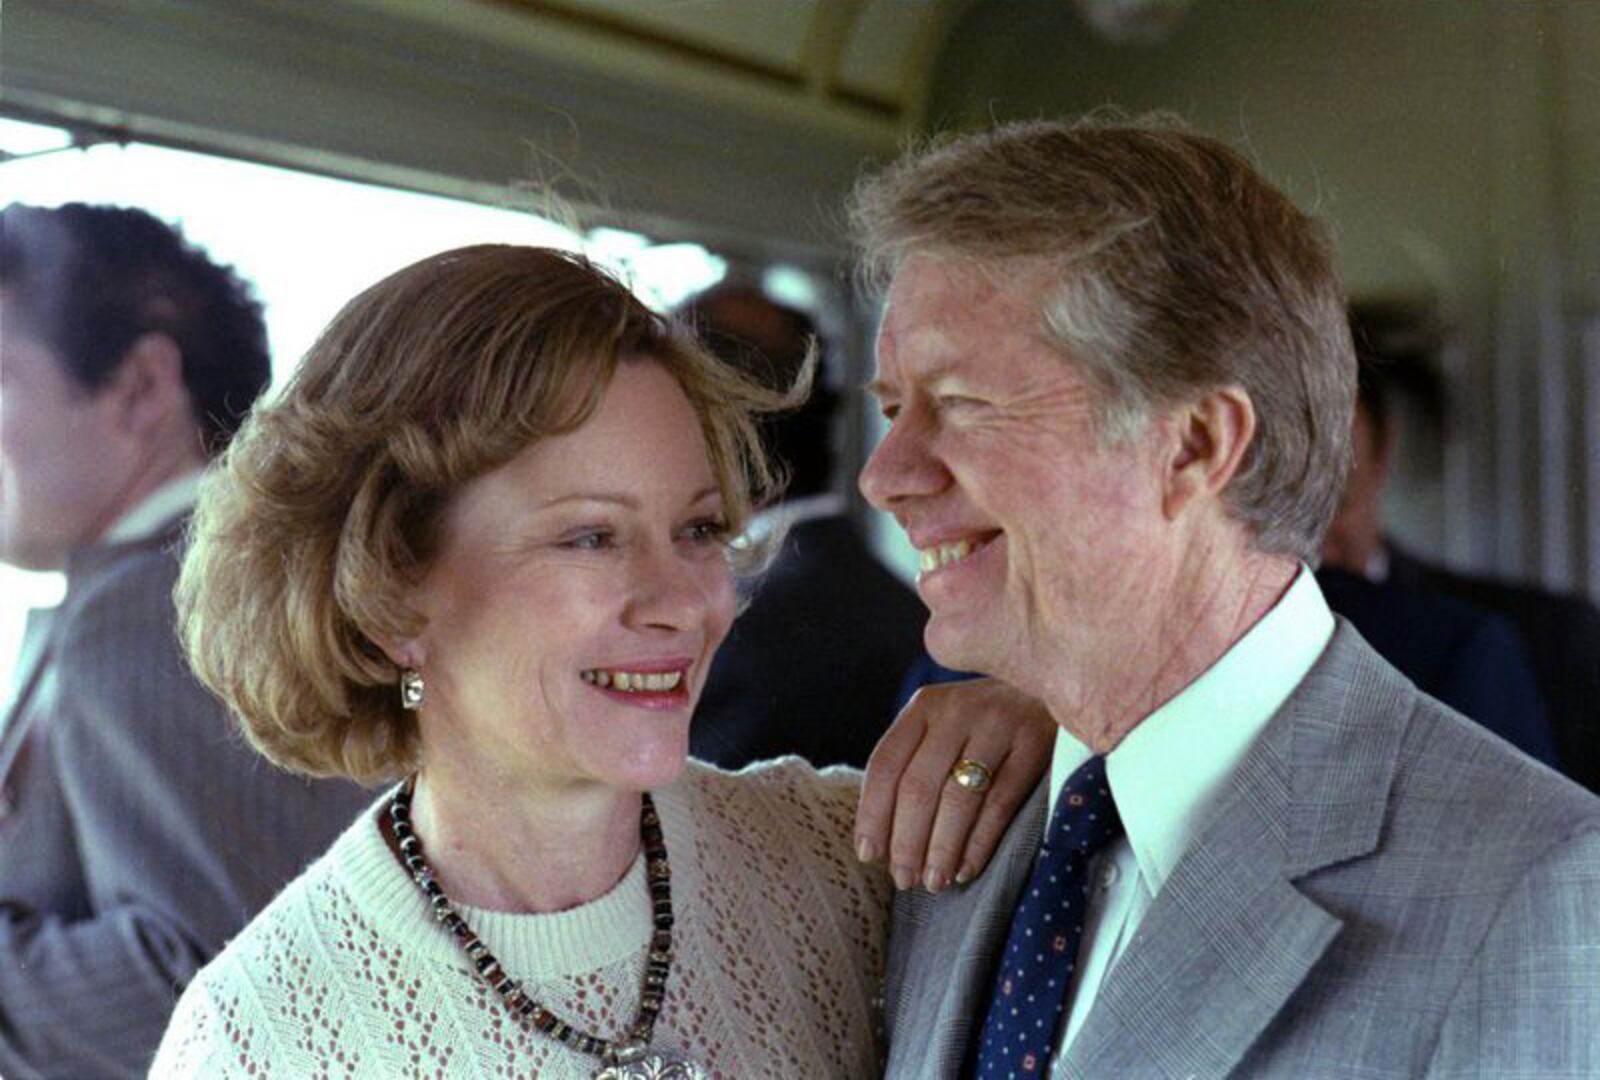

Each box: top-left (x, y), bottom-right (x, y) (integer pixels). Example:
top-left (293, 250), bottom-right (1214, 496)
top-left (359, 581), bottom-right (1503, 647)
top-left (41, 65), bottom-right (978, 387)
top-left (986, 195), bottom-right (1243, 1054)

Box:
top-left (677, 281), bottom-right (836, 503)
top-left (178, 245), bottom-right (782, 786)
top-left (0, 202), bottom-right (269, 569)
top-left (1320, 354), bottom-right (1394, 575)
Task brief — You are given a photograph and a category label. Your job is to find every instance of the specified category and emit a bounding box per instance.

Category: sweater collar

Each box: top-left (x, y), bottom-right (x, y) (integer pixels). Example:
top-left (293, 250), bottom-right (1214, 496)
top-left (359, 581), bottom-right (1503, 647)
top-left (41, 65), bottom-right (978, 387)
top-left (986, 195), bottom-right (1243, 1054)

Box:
top-left (334, 772), bottom-right (706, 979)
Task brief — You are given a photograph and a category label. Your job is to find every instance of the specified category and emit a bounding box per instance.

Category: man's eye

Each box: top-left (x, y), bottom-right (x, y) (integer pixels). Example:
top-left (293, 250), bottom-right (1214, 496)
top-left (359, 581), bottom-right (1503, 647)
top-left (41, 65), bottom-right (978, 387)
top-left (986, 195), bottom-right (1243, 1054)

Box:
top-left (880, 403), bottom-right (901, 422)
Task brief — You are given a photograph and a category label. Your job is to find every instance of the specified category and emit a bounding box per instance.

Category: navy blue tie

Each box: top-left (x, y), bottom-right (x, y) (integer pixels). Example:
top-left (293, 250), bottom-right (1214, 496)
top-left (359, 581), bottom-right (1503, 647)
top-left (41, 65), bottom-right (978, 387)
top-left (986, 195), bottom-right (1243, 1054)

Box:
top-left (971, 755), bottom-right (1123, 1079)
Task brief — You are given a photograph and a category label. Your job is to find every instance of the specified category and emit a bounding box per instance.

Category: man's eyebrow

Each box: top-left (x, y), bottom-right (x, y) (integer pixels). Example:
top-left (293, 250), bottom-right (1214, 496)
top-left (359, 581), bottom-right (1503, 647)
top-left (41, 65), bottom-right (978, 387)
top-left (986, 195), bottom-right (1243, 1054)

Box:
top-left (866, 363), bottom-right (967, 400)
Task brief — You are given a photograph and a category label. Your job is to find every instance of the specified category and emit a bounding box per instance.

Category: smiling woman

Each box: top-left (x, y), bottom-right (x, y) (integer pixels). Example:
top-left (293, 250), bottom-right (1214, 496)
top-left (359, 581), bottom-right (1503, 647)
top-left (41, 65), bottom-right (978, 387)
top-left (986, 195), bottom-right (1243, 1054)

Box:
top-left (139, 242), bottom-right (1056, 1079)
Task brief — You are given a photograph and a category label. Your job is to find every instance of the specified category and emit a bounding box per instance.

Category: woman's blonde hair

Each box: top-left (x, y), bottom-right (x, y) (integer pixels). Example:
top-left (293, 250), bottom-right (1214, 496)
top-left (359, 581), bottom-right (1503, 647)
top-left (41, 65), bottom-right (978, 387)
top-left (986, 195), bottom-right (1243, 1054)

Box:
top-left (177, 245), bottom-right (790, 783)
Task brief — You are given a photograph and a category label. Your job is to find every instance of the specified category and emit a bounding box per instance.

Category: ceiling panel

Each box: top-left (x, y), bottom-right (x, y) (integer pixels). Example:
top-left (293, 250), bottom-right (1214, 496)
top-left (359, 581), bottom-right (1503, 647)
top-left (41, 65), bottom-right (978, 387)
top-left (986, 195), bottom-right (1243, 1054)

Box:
top-left (527, 0), bottom-right (815, 75)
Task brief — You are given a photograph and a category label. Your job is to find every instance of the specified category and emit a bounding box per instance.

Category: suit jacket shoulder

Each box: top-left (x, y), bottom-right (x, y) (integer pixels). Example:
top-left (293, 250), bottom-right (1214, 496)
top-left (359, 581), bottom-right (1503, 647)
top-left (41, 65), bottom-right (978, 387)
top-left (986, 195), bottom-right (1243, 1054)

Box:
top-left (0, 519), bottom-right (370, 1080)
top-left (1388, 545), bottom-right (1600, 792)
top-left (883, 625), bottom-right (1600, 1079)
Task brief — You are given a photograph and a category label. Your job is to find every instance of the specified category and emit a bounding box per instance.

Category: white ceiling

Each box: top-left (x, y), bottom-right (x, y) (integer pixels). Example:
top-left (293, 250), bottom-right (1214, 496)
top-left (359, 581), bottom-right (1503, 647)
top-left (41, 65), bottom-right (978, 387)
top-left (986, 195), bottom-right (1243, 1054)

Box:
top-left (0, 0), bottom-right (972, 259)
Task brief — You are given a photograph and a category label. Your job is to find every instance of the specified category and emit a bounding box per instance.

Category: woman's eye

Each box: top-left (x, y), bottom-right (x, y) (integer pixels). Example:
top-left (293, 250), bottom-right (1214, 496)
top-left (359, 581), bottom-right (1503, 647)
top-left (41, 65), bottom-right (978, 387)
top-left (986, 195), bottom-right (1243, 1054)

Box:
top-left (562, 530), bottom-right (615, 551)
top-left (683, 518), bottom-right (730, 545)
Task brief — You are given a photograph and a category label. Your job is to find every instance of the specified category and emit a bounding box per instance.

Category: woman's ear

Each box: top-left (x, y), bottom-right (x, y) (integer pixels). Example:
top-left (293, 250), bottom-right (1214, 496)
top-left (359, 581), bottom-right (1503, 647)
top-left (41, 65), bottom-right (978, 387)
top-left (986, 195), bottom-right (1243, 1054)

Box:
top-left (376, 635), bottom-right (425, 672)
top-left (1161, 385), bottom-right (1256, 522)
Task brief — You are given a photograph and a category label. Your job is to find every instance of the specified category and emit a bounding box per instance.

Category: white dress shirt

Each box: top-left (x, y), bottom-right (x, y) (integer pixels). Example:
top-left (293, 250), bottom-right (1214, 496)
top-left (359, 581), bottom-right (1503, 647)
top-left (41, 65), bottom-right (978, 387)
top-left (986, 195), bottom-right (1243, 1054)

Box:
top-left (1049, 567), bottom-right (1336, 1069)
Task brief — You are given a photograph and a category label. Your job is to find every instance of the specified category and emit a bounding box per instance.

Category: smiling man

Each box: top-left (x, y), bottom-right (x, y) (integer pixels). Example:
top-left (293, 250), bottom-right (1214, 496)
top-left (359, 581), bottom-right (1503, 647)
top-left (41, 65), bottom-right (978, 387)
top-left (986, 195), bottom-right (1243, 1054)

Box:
top-left (851, 119), bottom-right (1600, 1078)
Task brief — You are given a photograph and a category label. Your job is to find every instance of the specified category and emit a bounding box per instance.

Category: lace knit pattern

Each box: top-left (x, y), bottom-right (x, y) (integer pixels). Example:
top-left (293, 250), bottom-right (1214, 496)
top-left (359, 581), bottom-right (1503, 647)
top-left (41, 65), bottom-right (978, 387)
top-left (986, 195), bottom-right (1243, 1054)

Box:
top-left (150, 759), bottom-right (890, 1078)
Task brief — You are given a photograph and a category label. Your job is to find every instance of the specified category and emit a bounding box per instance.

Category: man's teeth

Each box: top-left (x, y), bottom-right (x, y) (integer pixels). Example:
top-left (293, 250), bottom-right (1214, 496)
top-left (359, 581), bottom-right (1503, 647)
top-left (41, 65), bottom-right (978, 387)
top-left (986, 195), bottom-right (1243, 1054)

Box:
top-left (581, 669), bottom-right (684, 692)
top-left (919, 539), bottom-right (976, 573)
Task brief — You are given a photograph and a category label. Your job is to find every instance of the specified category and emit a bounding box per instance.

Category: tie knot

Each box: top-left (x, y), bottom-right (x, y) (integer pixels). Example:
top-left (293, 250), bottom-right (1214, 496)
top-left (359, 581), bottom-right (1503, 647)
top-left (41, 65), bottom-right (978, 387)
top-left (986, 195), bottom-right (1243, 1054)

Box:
top-left (1044, 755), bottom-right (1122, 857)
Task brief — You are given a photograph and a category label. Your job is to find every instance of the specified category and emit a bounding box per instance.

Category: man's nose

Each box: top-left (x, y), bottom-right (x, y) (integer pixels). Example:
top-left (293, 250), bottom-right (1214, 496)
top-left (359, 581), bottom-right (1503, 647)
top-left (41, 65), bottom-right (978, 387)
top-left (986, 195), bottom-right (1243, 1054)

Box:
top-left (859, 407), bottom-right (944, 512)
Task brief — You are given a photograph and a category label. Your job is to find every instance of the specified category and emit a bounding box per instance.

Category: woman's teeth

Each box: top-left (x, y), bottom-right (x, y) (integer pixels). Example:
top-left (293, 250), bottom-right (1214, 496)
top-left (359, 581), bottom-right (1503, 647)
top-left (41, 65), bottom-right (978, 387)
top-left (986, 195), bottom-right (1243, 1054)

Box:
top-left (581, 669), bottom-right (684, 692)
top-left (919, 538), bottom-right (977, 573)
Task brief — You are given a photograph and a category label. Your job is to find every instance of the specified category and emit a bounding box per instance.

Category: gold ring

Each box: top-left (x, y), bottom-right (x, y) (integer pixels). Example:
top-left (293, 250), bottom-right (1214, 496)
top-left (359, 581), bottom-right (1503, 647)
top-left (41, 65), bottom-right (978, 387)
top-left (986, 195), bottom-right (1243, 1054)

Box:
top-left (949, 757), bottom-right (994, 794)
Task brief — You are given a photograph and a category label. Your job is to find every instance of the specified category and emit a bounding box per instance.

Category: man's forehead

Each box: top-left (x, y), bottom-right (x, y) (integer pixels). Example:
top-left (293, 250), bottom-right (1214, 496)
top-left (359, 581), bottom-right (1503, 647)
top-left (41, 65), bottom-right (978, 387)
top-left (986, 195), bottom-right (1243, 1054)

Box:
top-left (871, 260), bottom-right (1051, 385)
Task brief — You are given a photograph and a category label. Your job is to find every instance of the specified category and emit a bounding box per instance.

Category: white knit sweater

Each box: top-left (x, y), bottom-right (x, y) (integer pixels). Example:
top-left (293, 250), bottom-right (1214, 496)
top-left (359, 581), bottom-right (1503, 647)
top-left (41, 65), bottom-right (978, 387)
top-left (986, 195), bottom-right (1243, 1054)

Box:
top-left (150, 758), bottom-right (891, 1078)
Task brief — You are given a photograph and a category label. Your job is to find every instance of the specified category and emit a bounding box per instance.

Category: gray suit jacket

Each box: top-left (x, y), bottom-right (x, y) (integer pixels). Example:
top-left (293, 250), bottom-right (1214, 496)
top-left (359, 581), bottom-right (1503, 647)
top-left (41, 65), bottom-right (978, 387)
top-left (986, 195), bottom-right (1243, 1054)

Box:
top-left (0, 519), bottom-right (369, 1079)
top-left (884, 622), bottom-right (1600, 1078)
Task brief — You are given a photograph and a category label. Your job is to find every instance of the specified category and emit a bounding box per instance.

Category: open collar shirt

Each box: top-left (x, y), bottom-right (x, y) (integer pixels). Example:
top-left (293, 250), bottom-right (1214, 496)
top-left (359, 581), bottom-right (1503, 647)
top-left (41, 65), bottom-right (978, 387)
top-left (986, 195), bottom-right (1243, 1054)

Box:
top-left (100, 469), bottom-right (204, 545)
top-left (1048, 567), bottom-right (1335, 1068)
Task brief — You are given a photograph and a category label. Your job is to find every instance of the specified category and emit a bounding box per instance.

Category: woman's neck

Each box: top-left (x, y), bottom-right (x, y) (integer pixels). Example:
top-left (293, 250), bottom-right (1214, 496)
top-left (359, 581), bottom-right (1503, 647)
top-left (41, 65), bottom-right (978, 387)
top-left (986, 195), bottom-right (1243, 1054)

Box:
top-left (405, 766), bottom-right (642, 914)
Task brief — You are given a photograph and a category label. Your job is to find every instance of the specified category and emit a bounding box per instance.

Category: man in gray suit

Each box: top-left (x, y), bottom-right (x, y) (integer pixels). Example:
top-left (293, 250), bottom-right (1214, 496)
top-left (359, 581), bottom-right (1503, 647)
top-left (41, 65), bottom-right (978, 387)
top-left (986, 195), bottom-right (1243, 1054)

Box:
top-left (851, 119), bottom-right (1600, 1077)
top-left (0, 203), bottom-right (368, 1078)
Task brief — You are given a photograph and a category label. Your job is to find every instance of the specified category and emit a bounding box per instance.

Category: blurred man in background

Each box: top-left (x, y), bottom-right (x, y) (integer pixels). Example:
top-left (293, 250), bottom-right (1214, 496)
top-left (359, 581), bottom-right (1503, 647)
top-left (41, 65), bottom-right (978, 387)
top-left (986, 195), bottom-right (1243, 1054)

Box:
top-left (1320, 350), bottom-right (1596, 790)
top-left (1317, 355), bottom-right (1557, 768)
top-left (0, 203), bottom-right (367, 1078)
top-left (680, 280), bottom-right (925, 768)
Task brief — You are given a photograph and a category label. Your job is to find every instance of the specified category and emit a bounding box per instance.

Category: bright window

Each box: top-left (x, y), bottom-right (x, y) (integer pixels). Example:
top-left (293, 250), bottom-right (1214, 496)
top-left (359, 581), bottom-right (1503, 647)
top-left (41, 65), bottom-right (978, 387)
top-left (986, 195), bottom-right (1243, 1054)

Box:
top-left (0, 132), bottom-right (728, 693)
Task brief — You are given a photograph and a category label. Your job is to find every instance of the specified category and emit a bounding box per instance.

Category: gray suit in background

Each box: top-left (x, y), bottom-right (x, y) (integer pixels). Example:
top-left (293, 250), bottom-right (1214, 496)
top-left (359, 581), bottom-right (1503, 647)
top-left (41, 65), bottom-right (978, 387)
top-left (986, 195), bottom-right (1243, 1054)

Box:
top-left (0, 518), bottom-right (369, 1079)
top-left (884, 623), bottom-right (1600, 1078)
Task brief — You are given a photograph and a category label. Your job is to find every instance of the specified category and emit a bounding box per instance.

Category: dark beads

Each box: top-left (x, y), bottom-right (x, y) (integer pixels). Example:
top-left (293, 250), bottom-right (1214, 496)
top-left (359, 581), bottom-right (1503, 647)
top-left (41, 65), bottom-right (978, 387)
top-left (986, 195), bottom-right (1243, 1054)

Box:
top-left (386, 784), bottom-right (675, 1068)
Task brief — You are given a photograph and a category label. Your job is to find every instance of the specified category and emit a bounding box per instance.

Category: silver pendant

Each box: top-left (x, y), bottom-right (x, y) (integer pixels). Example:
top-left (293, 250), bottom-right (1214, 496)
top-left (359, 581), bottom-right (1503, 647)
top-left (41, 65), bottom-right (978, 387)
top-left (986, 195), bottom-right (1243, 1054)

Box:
top-left (592, 1044), bottom-right (708, 1080)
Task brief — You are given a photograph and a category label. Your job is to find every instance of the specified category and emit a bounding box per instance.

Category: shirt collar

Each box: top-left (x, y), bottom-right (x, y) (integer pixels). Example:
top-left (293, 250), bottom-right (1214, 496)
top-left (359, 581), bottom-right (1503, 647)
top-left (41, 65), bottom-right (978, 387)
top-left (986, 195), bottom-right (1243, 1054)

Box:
top-left (100, 469), bottom-right (204, 546)
top-left (1047, 566), bottom-right (1335, 897)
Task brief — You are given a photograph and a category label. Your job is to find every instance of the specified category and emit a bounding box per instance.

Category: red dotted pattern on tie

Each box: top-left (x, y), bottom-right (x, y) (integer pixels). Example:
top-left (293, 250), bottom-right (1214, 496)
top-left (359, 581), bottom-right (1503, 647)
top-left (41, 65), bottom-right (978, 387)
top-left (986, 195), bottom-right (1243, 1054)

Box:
top-left (971, 756), bottom-right (1122, 1080)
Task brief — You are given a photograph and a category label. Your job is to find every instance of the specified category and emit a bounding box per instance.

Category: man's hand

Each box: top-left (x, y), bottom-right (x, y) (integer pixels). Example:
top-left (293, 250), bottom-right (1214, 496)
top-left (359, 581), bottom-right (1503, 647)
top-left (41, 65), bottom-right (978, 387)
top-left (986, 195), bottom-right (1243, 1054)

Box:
top-left (856, 677), bottom-right (1054, 891)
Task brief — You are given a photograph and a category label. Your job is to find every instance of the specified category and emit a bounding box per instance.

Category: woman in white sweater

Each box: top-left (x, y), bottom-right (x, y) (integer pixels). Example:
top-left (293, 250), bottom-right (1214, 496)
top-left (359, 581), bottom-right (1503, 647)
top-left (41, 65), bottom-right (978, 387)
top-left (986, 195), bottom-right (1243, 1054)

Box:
top-left (155, 245), bottom-right (1045, 1078)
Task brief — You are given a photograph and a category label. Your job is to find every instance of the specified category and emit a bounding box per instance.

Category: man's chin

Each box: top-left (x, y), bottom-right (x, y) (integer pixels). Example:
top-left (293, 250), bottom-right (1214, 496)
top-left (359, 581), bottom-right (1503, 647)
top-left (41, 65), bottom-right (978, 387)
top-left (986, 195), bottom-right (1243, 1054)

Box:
top-left (925, 618), bottom-right (993, 677)
top-left (0, 538), bottom-right (65, 573)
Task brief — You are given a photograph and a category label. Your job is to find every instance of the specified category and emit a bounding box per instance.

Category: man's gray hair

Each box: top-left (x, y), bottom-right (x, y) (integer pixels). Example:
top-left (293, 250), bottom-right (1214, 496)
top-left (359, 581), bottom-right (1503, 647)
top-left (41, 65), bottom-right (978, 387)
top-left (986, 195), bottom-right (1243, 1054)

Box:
top-left (847, 115), bottom-right (1355, 562)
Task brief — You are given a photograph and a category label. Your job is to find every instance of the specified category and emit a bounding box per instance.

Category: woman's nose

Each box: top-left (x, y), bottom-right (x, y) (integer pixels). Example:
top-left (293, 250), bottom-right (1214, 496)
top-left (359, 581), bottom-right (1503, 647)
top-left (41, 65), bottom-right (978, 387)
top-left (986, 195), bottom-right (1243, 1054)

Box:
top-left (623, 544), bottom-right (716, 632)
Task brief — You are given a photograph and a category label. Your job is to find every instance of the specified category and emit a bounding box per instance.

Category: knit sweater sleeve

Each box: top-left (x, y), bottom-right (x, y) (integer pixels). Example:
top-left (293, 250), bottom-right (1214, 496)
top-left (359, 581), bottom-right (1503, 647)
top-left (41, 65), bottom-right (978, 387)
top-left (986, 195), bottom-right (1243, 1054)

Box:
top-left (662, 758), bottom-right (894, 1076)
top-left (147, 969), bottom-right (233, 1078)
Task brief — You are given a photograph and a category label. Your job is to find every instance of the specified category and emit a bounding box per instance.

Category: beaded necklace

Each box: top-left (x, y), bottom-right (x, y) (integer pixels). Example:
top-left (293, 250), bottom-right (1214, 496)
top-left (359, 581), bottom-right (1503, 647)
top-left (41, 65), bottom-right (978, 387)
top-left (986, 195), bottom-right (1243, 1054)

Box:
top-left (388, 781), bottom-right (707, 1079)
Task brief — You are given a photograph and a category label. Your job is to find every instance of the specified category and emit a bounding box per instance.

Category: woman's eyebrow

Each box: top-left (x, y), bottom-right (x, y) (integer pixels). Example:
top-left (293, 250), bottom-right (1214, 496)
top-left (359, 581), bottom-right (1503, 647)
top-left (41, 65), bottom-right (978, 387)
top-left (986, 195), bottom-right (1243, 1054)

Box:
top-left (536, 486), bottom-right (721, 511)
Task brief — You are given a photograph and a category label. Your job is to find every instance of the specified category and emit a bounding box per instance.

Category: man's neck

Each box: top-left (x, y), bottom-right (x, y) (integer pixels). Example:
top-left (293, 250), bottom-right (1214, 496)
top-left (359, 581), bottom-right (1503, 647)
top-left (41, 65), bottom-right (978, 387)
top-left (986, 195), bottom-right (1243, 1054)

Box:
top-left (1043, 550), bottom-right (1299, 754)
top-left (94, 443), bottom-right (207, 547)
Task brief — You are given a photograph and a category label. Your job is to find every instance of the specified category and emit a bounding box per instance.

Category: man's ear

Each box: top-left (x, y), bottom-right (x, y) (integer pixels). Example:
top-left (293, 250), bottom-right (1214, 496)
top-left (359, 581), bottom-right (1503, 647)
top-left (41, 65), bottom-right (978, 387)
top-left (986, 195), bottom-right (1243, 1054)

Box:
top-left (1161, 385), bottom-right (1256, 521)
top-left (106, 332), bottom-right (189, 440)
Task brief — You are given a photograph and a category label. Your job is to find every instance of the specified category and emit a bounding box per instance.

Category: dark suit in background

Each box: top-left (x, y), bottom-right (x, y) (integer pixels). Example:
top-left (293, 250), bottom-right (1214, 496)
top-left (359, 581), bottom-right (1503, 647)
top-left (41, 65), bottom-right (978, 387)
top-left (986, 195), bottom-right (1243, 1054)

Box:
top-left (679, 281), bottom-right (927, 769)
top-left (0, 519), bottom-right (369, 1078)
top-left (1387, 544), bottom-right (1600, 793)
top-left (694, 511), bottom-right (926, 768)
top-left (1315, 565), bottom-right (1556, 766)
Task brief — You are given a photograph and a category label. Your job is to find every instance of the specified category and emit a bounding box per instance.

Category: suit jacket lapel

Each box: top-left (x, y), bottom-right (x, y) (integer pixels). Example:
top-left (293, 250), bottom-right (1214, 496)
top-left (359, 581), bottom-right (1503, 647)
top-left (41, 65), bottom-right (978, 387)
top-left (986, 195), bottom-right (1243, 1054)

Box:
top-left (898, 777), bottom-right (1050, 1078)
top-left (0, 605), bottom-right (60, 780)
top-left (1063, 624), bottom-right (1408, 1078)
top-left (0, 520), bottom-right (184, 783)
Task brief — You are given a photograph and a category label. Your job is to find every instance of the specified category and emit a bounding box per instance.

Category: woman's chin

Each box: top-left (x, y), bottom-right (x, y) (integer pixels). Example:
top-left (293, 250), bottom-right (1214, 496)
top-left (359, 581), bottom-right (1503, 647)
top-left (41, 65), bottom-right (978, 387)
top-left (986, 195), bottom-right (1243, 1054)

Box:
top-left (607, 737), bottom-right (691, 792)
